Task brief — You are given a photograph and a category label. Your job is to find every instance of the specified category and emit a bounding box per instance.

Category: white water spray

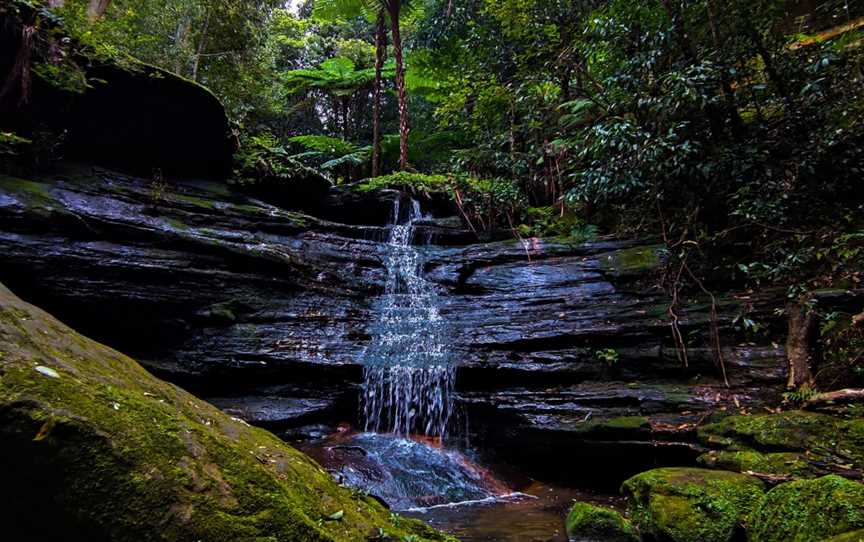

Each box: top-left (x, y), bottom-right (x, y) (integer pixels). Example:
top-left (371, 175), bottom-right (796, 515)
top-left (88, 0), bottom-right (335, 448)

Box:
top-left (361, 198), bottom-right (454, 438)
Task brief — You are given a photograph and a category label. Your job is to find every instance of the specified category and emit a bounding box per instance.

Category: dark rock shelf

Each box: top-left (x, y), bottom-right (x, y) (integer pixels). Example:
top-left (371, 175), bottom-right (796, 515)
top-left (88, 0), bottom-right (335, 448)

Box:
top-left (0, 166), bottom-right (789, 482)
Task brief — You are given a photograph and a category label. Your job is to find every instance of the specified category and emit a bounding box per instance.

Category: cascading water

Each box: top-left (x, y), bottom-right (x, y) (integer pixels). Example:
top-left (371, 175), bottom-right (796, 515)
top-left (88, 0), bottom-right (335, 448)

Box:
top-left (361, 198), bottom-right (455, 438)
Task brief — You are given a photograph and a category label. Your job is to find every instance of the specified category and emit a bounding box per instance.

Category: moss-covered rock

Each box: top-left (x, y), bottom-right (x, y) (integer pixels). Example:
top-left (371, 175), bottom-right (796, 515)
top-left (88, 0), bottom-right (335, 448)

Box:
top-left (600, 245), bottom-right (665, 278)
top-left (0, 282), bottom-right (454, 542)
top-left (823, 529), bottom-right (864, 542)
top-left (621, 467), bottom-right (764, 542)
top-left (696, 450), bottom-right (815, 478)
top-left (565, 501), bottom-right (640, 542)
top-left (697, 411), bottom-right (864, 477)
top-left (749, 475), bottom-right (864, 542)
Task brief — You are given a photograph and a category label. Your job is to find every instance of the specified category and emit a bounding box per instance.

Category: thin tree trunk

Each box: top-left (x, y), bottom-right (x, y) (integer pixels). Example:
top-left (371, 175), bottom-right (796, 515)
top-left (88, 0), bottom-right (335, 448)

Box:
top-left (742, 12), bottom-right (793, 106)
top-left (0, 18), bottom-right (35, 107)
top-left (191, 10), bottom-right (211, 82)
top-left (372, 13), bottom-right (387, 178)
top-left (173, 18), bottom-right (191, 75)
top-left (660, 0), bottom-right (696, 63)
top-left (786, 298), bottom-right (820, 389)
top-left (706, 0), bottom-right (744, 136)
top-left (388, 3), bottom-right (409, 171)
top-left (87, 0), bottom-right (112, 21)
top-left (342, 96), bottom-right (350, 140)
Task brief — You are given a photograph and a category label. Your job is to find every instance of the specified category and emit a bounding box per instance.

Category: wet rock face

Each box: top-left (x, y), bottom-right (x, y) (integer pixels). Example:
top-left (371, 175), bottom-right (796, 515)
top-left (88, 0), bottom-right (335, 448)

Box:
top-left (0, 168), bottom-right (789, 482)
top-left (302, 433), bottom-right (509, 511)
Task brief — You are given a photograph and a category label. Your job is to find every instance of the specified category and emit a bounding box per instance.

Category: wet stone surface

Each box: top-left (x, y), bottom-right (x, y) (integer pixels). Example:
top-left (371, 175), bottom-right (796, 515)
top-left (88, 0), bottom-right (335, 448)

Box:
top-left (0, 168), bottom-right (789, 483)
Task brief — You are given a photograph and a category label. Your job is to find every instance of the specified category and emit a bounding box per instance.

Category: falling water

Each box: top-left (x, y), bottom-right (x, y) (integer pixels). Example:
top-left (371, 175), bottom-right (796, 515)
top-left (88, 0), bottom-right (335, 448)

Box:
top-left (361, 198), bottom-right (455, 438)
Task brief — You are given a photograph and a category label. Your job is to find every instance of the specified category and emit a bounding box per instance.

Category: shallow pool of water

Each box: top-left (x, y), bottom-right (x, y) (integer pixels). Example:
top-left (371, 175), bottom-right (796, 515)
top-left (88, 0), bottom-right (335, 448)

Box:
top-left (300, 431), bottom-right (623, 541)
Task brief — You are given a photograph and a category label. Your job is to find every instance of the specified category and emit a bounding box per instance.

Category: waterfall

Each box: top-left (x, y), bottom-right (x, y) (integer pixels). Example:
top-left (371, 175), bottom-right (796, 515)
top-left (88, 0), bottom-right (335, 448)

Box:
top-left (361, 198), bottom-right (454, 438)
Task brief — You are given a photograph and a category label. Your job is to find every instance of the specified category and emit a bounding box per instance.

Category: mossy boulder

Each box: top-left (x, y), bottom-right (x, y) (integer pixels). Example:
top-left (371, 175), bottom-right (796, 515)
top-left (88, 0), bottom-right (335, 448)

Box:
top-left (0, 283), bottom-right (454, 542)
top-left (565, 501), bottom-right (640, 542)
top-left (823, 529), bottom-right (864, 542)
top-left (621, 467), bottom-right (764, 542)
top-left (63, 62), bottom-right (235, 179)
top-left (697, 411), bottom-right (864, 477)
top-left (749, 475), bottom-right (864, 542)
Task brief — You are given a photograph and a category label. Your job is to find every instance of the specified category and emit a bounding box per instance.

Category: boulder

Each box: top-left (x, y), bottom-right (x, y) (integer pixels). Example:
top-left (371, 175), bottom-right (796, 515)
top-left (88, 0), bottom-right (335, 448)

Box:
top-left (565, 501), bottom-right (640, 542)
top-left (1, 5), bottom-right (233, 179)
top-left (749, 475), bottom-right (864, 542)
top-left (0, 282), bottom-right (453, 542)
top-left (621, 467), bottom-right (764, 542)
top-left (64, 62), bottom-right (235, 178)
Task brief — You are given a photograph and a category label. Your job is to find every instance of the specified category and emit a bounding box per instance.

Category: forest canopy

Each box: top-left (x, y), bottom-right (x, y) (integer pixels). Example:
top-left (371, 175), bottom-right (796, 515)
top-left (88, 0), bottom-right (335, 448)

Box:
top-left (3, 0), bottom-right (863, 333)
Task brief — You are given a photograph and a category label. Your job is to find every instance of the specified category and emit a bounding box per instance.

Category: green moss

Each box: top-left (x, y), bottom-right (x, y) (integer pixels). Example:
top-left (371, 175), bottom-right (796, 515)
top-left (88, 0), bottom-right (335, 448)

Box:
top-left (602, 245), bottom-right (665, 276)
top-left (563, 416), bottom-right (651, 437)
top-left (749, 475), bottom-right (864, 542)
top-left (565, 502), bottom-right (640, 542)
top-left (0, 283), bottom-right (454, 542)
top-left (606, 416), bottom-right (651, 430)
top-left (0, 175), bottom-right (59, 211)
top-left (698, 411), bottom-right (864, 469)
top-left (354, 172), bottom-right (451, 194)
top-left (697, 451), bottom-right (816, 478)
top-left (823, 529), bottom-right (864, 542)
top-left (621, 467), bottom-right (764, 542)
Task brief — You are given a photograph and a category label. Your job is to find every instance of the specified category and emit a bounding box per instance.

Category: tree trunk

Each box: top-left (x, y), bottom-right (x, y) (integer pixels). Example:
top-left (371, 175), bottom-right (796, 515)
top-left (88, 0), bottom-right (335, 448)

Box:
top-left (388, 3), bottom-right (409, 171)
top-left (191, 10), bottom-right (211, 82)
top-left (0, 15), bottom-right (35, 107)
top-left (173, 18), bottom-right (191, 76)
top-left (706, 0), bottom-right (744, 137)
top-left (786, 298), bottom-right (820, 389)
top-left (372, 13), bottom-right (387, 178)
top-left (660, 0), bottom-right (696, 63)
top-left (742, 12), bottom-right (793, 106)
top-left (342, 96), bottom-right (350, 140)
top-left (87, 0), bottom-right (112, 21)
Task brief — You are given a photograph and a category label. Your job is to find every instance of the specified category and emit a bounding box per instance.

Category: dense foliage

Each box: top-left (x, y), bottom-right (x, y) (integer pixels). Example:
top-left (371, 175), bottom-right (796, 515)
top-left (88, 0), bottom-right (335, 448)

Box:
top-left (3, 0), bottom-right (863, 384)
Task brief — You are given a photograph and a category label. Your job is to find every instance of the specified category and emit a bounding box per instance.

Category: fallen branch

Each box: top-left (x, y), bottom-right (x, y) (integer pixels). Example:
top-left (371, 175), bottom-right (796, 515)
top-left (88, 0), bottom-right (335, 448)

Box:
top-left (744, 470), bottom-right (797, 485)
top-left (804, 388), bottom-right (864, 408)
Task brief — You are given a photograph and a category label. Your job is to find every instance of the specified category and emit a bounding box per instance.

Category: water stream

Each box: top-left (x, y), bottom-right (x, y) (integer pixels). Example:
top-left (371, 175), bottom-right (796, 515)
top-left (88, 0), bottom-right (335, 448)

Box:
top-left (361, 198), bottom-right (455, 438)
top-left (302, 198), bottom-right (609, 540)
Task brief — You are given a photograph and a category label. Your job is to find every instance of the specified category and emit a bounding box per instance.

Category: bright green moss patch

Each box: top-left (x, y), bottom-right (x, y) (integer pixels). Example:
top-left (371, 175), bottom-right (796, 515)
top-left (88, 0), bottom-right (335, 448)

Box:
top-left (0, 282), bottom-right (454, 542)
top-left (696, 450), bottom-right (817, 478)
top-left (355, 172), bottom-right (451, 194)
top-left (565, 501), bottom-right (640, 542)
top-left (621, 467), bottom-right (764, 542)
top-left (749, 475), bottom-right (864, 542)
top-left (698, 411), bottom-right (864, 470)
top-left (0, 175), bottom-right (60, 211)
top-left (601, 245), bottom-right (665, 277)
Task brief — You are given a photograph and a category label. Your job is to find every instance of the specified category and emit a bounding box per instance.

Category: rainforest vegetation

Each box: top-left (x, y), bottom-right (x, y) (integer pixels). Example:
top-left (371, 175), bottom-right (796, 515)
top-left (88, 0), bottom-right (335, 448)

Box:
top-left (4, 0), bottom-right (862, 390)
top-left (2, 1), bottom-right (864, 540)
